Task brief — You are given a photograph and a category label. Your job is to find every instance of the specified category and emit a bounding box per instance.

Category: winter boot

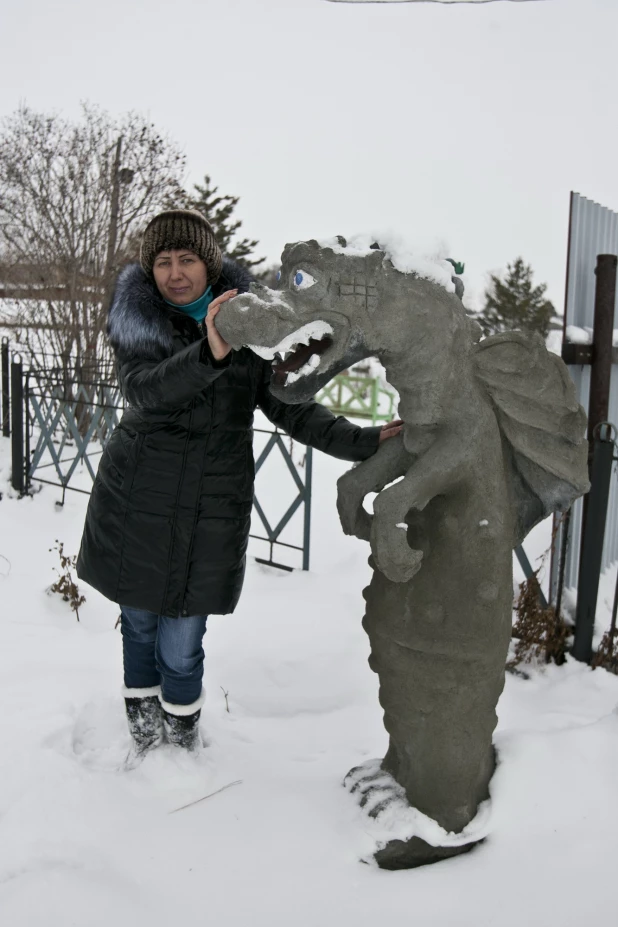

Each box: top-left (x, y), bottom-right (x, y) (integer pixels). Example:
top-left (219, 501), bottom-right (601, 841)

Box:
top-left (123, 685), bottom-right (164, 762)
top-left (160, 690), bottom-right (205, 752)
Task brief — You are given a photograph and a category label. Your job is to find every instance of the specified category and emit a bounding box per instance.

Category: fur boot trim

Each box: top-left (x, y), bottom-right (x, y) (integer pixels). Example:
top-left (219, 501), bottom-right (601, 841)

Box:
top-left (122, 684), bottom-right (161, 699)
top-left (159, 689), bottom-right (205, 717)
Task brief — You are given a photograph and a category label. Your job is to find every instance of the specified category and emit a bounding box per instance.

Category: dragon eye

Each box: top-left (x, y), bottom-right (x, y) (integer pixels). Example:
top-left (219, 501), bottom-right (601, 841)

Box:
top-left (293, 270), bottom-right (316, 290)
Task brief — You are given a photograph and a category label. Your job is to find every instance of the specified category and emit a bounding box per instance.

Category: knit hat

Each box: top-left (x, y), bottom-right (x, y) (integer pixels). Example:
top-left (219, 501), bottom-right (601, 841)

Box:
top-left (140, 209), bottom-right (223, 285)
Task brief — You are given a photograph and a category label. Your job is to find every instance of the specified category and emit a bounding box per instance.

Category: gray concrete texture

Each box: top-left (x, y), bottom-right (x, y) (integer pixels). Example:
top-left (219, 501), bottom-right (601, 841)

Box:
top-left (216, 239), bottom-right (590, 868)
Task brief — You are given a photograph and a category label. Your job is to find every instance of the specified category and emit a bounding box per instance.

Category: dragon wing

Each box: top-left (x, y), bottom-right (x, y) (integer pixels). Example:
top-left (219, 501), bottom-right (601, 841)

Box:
top-left (473, 331), bottom-right (590, 546)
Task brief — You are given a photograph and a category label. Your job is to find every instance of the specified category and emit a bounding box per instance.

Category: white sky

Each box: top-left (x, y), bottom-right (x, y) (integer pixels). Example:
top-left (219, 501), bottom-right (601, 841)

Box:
top-left (1, 0), bottom-right (616, 310)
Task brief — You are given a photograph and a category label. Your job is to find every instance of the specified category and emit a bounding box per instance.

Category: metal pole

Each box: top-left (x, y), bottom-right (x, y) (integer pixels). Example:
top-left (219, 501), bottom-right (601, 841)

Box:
top-left (103, 136), bottom-right (123, 312)
top-left (10, 355), bottom-right (24, 495)
top-left (572, 425), bottom-right (615, 663)
top-left (588, 255), bottom-right (617, 441)
top-left (1, 337), bottom-right (9, 437)
top-left (105, 136), bottom-right (122, 276)
top-left (578, 254), bottom-right (616, 585)
top-left (554, 508), bottom-right (572, 619)
top-left (609, 566), bottom-right (618, 643)
top-left (514, 545), bottom-right (548, 610)
top-left (302, 447), bottom-right (313, 571)
top-left (371, 378), bottom-right (379, 426)
top-left (24, 370), bottom-right (31, 494)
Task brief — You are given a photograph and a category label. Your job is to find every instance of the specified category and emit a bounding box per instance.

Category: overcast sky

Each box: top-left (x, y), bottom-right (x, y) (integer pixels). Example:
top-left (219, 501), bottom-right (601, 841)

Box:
top-left (1, 0), bottom-right (616, 309)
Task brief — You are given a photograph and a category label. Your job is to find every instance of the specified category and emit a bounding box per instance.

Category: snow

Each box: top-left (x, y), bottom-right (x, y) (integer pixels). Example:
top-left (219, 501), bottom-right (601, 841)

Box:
top-left (565, 325), bottom-right (618, 347)
top-left (345, 759), bottom-right (493, 850)
top-left (566, 325), bottom-right (593, 345)
top-left (592, 562), bottom-right (618, 645)
top-left (545, 328), bottom-right (563, 356)
top-left (1, 431), bottom-right (618, 925)
top-left (318, 233), bottom-right (457, 293)
top-left (560, 560), bottom-right (618, 650)
top-left (0, 297), bottom-right (23, 320)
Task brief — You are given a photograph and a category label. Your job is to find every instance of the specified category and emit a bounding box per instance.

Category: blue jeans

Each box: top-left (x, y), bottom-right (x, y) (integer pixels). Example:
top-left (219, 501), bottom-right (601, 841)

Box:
top-left (120, 605), bottom-right (208, 706)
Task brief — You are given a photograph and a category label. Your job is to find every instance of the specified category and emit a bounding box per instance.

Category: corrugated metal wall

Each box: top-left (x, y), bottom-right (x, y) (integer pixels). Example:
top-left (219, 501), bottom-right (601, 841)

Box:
top-left (551, 192), bottom-right (618, 600)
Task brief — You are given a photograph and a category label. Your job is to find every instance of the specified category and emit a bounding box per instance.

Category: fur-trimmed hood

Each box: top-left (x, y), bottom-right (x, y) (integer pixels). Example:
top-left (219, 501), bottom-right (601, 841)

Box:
top-left (107, 257), bottom-right (253, 362)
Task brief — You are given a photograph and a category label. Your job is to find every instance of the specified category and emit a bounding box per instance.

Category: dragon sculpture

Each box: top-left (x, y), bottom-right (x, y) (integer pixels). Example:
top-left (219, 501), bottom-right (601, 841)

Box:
top-left (217, 237), bottom-right (589, 869)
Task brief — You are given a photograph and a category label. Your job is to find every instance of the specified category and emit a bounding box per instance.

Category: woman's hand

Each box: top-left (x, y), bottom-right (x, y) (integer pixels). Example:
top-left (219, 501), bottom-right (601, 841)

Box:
top-left (378, 419), bottom-right (403, 443)
top-left (205, 289), bottom-right (238, 362)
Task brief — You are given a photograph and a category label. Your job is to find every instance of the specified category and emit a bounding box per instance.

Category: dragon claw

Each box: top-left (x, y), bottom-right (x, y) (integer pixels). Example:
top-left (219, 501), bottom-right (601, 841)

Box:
top-left (371, 519), bottom-right (423, 583)
top-left (337, 475), bottom-right (373, 540)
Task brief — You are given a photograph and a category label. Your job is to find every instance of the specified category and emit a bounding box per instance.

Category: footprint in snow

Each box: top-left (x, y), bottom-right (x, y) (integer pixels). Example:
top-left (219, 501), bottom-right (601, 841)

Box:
top-left (70, 696), bottom-right (131, 772)
top-left (61, 697), bottom-right (219, 793)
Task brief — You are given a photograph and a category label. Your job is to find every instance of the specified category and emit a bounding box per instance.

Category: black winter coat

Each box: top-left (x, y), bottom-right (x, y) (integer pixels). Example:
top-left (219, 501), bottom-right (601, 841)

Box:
top-left (76, 258), bottom-right (381, 618)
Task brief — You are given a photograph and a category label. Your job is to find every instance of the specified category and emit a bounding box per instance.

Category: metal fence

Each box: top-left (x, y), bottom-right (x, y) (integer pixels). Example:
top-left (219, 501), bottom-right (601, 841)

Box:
top-left (1, 345), bottom-right (313, 572)
top-left (251, 428), bottom-right (312, 571)
top-left (26, 374), bottom-right (122, 496)
top-left (317, 373), bottom-right (396, 425)
top-left (551, 192), bottom-right (618, 601)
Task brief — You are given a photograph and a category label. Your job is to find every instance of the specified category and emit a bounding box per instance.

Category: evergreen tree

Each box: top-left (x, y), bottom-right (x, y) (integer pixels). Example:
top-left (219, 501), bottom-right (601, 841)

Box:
top-left (187, 175), bottom-right (266, 273)
top-left (477, 257), bottom-right (559, 339)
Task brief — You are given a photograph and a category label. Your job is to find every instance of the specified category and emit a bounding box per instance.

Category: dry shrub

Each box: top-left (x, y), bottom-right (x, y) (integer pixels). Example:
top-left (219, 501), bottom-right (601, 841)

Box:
top-left (592, 629), bottom-right (618, 675)
top-left (508, 571), bottom-right (570, 669)
top-left (49, 539), bottom-right (86, 621)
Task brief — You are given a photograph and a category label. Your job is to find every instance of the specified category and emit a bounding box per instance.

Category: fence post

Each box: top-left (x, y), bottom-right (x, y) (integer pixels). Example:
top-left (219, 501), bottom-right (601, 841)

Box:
top-left (23, 370), bottom-right (31, 494)
top-left (553, 509), bottom-right (572, 620)
top-left (302, 447), bottom-right (313, 571)
top-left (514, 545), bottom-right (548, 610)
top-left (572, 424), bottom-right (615, 663)
top-left (1, 338), bottom-right (9, 437)
top-left (371, 379), bottom-right (379, 425)
top-left (587, 255), bottom-right (617, 448)
top-left (10, 355), bottom-right (24, 495)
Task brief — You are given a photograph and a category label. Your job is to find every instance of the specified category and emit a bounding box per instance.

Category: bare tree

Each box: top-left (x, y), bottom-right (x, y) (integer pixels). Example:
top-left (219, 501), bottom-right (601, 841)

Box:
top-left (0, 104), bottom-right (186, 382)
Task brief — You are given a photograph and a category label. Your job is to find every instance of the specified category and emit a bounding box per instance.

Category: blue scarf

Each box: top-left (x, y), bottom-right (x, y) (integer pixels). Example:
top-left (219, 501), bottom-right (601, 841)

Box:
top-left (165, 286), bottom-right (213, 323)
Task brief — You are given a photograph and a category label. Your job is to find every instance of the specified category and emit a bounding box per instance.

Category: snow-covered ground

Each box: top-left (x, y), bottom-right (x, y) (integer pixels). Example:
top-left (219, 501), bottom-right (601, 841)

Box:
top-left (1, 433), bottom-right (617, 926)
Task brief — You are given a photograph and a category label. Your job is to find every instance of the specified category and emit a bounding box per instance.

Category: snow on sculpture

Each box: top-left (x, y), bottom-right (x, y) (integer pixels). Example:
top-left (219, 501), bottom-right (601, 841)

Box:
top-left (216, 237), bottom-right (589, 869)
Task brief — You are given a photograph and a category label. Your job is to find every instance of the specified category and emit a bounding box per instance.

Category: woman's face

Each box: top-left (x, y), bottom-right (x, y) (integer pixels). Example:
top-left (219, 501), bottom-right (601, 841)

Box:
top-left (152, 249), bottom-right (208, 305)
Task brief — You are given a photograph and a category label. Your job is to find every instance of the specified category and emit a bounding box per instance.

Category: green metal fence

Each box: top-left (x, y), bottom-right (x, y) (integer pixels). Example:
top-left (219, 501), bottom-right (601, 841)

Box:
top-left (316, 374), bottom-right (396, 425)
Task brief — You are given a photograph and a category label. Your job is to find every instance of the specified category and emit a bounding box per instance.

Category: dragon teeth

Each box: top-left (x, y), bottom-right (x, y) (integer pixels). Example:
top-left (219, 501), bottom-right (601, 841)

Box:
top-left (286, 354), bottom-right (322, 384)
top-left (247, 321), bottom-right (333, 362)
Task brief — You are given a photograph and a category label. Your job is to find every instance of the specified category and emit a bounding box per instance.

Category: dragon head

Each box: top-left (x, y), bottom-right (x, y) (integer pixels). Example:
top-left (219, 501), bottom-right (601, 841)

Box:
top-left (216, 238), bottom-right (392, 402)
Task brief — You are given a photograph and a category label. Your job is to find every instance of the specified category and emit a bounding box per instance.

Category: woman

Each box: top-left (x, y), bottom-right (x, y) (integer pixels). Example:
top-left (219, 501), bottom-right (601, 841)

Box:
top-left (77, 209), bottom-right (399, 759)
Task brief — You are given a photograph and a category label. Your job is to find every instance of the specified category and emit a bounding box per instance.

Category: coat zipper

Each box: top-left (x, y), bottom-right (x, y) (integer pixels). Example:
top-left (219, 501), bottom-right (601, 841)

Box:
top-left (160, 317), bottom-right (203, 616)
top-left (177, 318), bottom-right (216, 615)
top-left (160, 398), bottom-right (195, 616)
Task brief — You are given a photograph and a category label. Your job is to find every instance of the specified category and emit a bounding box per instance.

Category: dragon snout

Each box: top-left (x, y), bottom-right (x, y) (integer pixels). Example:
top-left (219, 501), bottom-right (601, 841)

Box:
top-left (216, 292), bottom-right (262, 350)
top-left (216, 291), bottom-right (293, 351)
